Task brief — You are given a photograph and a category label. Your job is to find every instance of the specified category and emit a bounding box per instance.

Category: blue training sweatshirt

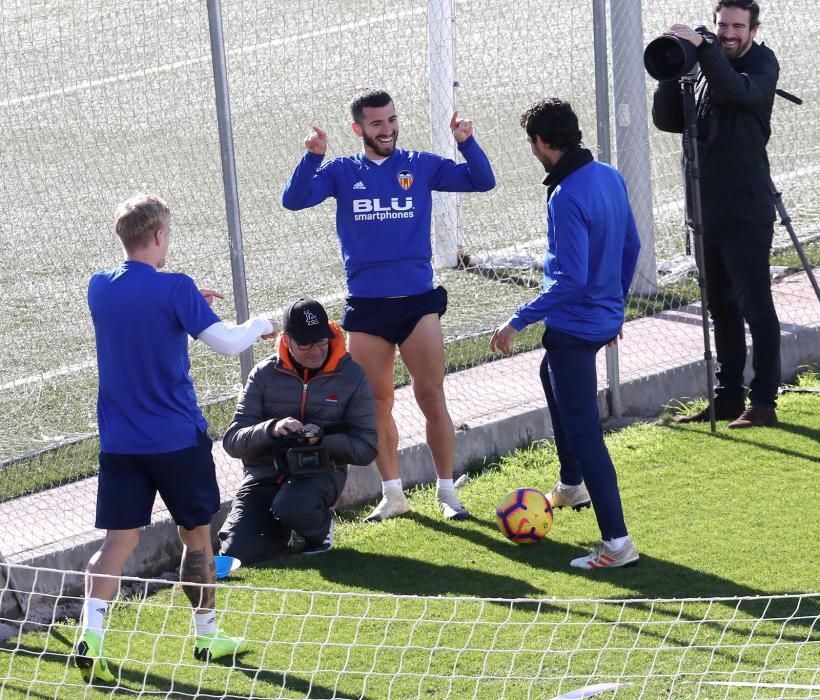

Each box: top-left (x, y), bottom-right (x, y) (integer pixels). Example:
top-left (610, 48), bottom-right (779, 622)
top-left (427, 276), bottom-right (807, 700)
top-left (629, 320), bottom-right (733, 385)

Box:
top-left (509, 159), bottom-right (641, 342)
top-left (281, 135), bottom-right (495, 297)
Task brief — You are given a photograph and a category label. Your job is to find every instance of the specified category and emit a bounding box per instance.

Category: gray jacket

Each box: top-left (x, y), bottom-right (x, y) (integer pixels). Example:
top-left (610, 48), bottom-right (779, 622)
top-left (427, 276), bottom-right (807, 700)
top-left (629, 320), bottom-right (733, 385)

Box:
top-left (222, 324), bottom-right (377, 483)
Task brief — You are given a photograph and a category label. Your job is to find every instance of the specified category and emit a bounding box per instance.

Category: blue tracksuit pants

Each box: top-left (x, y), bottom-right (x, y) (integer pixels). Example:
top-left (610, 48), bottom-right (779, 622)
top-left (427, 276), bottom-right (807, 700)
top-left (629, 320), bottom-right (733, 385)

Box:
top-left (539, 327), bottom-right (628, 540)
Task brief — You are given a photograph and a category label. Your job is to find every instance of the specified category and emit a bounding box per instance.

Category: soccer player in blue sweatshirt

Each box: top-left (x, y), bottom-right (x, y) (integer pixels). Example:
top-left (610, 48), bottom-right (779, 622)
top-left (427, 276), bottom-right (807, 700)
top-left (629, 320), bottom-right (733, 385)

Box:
top-left (491, 98), bottom-right (641, 570)
top-left (76, 193), bottom-right (277, 682)
top-left (282, 89), bottom-right (495, 522)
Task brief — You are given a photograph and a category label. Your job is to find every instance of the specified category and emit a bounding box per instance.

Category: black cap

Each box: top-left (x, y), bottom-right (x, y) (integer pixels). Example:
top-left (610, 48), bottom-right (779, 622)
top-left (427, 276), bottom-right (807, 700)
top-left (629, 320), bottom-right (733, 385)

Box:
top-left (283, 298), bottom-right (334, 345)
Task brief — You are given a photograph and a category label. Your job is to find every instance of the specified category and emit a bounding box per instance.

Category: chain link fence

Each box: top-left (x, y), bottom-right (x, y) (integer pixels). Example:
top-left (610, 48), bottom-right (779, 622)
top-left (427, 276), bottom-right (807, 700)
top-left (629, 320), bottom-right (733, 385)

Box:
top-left (0, 0), bottom-right (817, 557)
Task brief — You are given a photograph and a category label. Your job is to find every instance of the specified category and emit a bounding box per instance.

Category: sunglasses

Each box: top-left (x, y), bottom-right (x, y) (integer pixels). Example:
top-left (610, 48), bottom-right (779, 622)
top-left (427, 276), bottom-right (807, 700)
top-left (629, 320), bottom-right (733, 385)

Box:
top-left (295, 338), bottom-right (330, 351)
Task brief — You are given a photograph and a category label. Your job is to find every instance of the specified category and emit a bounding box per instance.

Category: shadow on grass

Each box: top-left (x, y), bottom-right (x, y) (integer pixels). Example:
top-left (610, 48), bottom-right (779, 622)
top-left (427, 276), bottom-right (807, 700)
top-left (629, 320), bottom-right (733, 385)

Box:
top-left (289, 513), bottom-right (818, 670)
top-left (275, 507), bottom-right (817, 605)
top-left (0, 638), bottom-right (375, 700)
top-left (274, 547), bottom-right (542, 598)
top-left (666, 419), bottom-right (820, 463)
top-left (280, 512), bottom-right (818, 648)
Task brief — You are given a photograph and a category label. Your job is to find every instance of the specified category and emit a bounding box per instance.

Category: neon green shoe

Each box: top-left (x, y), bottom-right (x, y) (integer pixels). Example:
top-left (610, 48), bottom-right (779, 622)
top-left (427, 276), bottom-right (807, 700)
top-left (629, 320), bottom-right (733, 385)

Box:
top-left (194, 629), bottom-right (247, 662)
top-left (74, 629), bottom-right (114, 683)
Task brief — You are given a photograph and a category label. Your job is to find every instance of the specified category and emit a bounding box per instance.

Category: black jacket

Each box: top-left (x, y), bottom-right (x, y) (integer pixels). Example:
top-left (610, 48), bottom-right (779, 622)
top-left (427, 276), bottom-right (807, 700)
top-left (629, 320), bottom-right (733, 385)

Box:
top-left (222, 323), bottom-right (377, 482)
top-left (652, 38), bottom-right (779, 235)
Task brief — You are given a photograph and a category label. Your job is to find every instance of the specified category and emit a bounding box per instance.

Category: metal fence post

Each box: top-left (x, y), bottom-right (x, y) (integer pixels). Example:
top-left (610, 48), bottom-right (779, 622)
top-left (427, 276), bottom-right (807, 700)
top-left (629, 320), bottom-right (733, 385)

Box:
top-left (594, 0), bottom-right (623, 419)
top-left (428, 0), bottom-right (460, 268)
top-left (610, 0), bottom-right (657, 296)
top-left (206, 0), bottom-right (253, 382)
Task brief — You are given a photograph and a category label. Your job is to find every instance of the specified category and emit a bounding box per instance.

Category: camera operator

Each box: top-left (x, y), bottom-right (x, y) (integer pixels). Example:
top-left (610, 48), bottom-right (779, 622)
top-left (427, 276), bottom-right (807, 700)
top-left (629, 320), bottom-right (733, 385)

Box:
top-left (218, 299), bottom-right (377, 562)
top-left (652, 1), bottom-right (781, 428)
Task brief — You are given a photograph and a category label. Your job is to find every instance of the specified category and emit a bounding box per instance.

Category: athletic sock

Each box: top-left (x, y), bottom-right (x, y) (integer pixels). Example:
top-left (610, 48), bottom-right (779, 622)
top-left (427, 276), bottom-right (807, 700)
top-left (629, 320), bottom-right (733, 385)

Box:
top-left (194, 610), bottom-right (217, 637)
top-left (81, 597), bottom-right (109, 638)
top-left (606, 536), bottom-right (630, 551)
top-left (382, 479), bottom-right (403, 498)
top-left (436, 478), bottom-right (455, 492)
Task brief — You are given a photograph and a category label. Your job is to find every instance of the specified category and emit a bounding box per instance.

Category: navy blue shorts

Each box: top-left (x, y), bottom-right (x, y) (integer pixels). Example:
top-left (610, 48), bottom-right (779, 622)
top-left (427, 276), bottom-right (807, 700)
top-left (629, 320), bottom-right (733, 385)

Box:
top-left (96, 429), bottom-right (220, 531)
top-left (342, 286), bottom-right (448, 346)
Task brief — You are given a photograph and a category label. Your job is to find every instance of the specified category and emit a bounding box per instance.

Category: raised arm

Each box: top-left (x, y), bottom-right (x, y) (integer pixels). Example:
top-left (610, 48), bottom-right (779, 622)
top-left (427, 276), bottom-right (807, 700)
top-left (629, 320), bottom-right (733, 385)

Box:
top-left (698, 39), bottom-right (778, 107)
top-left (429, 112), bottom-right (496, 192)
top-left (281, 125), bottom-right (337, 210)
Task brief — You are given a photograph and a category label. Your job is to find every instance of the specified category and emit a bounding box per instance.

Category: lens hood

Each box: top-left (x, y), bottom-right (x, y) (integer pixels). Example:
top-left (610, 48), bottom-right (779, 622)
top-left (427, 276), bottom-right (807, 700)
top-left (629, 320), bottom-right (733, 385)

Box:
top-left (644, 35), bottom-right (698, 81)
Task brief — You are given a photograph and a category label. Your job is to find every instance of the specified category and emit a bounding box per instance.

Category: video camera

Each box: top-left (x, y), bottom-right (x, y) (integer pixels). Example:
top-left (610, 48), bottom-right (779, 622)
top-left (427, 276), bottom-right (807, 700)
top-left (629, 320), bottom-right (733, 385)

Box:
top-left (281, 425), bottom-right (332, 476)
top-left (643, 27), bottom-right (715, 81)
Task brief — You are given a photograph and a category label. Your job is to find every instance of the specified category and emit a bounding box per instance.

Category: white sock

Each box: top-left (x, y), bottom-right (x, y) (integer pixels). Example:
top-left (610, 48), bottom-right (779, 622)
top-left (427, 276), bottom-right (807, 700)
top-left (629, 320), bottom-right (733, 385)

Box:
top-left (606, 536), bottom-right (630, 551)
top-left (81, 597), bottom-right (108, 638)
top-left (436, 478), bottom-right (455, 492)
top-left (194, 610), bottom-right (217, 637)
top-left (382, 479), bottom-right (403, 497)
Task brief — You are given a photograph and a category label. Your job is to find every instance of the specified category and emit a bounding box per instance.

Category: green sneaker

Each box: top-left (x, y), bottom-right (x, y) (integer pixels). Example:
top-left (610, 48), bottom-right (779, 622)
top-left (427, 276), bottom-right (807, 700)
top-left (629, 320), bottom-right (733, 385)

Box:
top-left (74, 629), bottom-right (114, 683)
top-left (194, 629), bottom-right (247, 662)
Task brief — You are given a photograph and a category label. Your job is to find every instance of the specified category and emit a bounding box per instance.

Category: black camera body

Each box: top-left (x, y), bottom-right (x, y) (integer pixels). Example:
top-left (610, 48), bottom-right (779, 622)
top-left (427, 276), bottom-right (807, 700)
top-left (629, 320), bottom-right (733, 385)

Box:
top-left (644, 27), bottom-right (714, 82)
top-left (291, 425), bottom-right (323, 442)
top-left (286, 445), bottom-right (331, 476)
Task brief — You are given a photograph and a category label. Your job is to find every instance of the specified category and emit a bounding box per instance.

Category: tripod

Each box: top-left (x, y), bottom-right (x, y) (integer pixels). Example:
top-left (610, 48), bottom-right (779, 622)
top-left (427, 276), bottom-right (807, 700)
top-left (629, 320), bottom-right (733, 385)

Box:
top-left (771, 182), bottom-right (820, 304)
top-left (680, 74), bottom-right (717, 433)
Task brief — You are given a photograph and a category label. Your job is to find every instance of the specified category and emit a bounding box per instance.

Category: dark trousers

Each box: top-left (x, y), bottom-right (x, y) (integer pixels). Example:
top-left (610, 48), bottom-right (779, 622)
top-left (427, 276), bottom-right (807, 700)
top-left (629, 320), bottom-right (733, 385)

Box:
top-left (218, 469), bottom-right (346, 564)
top-left (540, 328), bottom-right (627, 541)
top-left (703, 228), bottom-right (781, 408)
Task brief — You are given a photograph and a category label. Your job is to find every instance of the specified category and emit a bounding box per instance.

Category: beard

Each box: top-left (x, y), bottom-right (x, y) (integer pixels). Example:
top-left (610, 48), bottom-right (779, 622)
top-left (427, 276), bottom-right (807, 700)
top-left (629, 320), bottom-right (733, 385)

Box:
top-left (719, 35), bottom-right (753, 59)
top-left (362, 131), bottom-right (397, 158)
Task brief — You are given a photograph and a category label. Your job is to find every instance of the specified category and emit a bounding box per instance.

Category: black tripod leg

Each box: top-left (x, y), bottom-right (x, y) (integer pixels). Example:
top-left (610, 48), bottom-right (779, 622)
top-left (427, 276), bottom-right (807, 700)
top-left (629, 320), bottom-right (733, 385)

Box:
top-left (772, 186), bottom-right (820, 304)
top-left (681, 79), bottom-right (717, 432)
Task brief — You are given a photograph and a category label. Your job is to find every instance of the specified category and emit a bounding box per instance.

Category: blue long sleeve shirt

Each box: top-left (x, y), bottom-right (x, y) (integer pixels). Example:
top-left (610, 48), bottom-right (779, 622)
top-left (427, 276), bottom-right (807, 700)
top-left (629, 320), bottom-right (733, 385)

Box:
top-left (282, 135), bottom-right (495, 297)
top-left (509, 159), bottom-right (640, 342)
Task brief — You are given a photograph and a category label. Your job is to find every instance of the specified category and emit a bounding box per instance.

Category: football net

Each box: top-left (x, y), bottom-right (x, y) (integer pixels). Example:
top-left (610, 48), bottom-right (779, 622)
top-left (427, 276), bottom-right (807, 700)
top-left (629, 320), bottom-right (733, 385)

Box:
top-left (1, 563), bottom-right (818, 699)
top-left (1, 0), bottom-right (819, 613)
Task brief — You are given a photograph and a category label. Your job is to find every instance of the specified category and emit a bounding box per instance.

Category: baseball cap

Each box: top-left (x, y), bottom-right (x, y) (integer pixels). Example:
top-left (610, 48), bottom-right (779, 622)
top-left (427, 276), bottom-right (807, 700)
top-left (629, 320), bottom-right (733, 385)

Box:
top-left (283, 298), bottom-right (334, 345)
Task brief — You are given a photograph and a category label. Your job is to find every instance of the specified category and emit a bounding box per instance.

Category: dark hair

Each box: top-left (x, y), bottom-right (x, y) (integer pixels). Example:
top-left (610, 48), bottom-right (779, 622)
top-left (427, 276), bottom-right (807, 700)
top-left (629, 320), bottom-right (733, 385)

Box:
top-left (713, 0), bottom-right (761, 29)
top-left (350, 89), bottom-right (393, 123)
top-left (519, 98), bottom-right (582, 151)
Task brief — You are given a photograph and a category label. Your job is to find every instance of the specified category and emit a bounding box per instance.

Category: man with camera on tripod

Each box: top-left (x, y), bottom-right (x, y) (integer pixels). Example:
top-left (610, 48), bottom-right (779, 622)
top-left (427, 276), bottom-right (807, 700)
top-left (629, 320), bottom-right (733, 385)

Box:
top-left (218, 299), bottom-right (377, 563)
top-left (652, 0), bottom-right (781, 428)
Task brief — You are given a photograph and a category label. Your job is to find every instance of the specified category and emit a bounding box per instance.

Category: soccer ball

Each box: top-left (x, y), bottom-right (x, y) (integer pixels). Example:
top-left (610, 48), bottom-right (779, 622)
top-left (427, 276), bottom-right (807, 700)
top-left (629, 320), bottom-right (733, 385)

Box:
top-left (495, 488), bottom-right (553, 543)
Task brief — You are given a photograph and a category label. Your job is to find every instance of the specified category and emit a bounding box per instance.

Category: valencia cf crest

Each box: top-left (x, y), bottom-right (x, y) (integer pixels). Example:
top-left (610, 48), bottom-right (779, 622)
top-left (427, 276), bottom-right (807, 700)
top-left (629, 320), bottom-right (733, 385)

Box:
top-left (398, 170), bottom-right (413, 190)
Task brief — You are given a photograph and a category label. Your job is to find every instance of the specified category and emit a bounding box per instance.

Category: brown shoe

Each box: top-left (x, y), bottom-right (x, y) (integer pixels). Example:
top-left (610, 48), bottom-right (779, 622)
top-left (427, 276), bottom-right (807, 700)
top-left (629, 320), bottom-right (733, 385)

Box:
top-left (727, 406), bottom-right (777, 429)
top-left (673, 401), bottom-right (744, 424)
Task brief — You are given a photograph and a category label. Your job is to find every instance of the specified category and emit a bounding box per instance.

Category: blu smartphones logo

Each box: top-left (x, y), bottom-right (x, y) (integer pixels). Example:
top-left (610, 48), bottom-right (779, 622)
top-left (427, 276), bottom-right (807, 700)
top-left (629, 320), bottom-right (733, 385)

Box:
top-left (352, 197), bottom-right (415, 221)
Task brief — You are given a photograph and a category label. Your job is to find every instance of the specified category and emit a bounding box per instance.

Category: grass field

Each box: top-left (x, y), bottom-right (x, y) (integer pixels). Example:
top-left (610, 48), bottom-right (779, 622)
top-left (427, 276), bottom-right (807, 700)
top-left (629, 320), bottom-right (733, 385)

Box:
top-left (0, 371), bottom-right (817, 699)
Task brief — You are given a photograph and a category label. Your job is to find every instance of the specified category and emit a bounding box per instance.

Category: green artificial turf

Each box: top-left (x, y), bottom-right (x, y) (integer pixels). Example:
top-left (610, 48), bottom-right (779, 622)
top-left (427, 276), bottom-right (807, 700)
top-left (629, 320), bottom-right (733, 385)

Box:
top-left (1, 374), bottom-right (817, 699)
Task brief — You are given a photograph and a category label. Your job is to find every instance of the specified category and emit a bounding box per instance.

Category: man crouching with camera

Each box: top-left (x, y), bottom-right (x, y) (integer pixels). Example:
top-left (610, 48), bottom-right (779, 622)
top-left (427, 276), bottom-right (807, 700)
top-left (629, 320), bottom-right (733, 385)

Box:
top-left (218, 299), bottom-right (377, 562)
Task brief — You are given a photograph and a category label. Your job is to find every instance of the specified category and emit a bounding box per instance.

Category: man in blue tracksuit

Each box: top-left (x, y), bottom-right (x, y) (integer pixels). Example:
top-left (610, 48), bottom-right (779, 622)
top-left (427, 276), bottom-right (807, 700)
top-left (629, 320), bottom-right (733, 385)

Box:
top-left (491, 98), bottom-right (641, 570)
top-left (282, 89), bottom-right (495, 523)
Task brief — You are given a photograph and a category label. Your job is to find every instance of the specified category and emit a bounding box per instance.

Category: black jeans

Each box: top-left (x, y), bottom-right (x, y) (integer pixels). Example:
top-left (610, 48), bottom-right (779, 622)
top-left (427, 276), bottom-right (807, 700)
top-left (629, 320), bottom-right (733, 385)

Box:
top-left (703, 227), bottom-right (781, 408)
top-left (218, 468), bottom-right (346, 565)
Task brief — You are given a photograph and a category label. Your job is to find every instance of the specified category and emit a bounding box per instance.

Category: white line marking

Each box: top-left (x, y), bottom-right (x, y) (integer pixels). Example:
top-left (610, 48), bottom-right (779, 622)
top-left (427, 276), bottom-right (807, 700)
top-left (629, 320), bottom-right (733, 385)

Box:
top-left (701, 681), bottom-right (820, 690)
top-left (0, 8), bottom-right (426, 109)
top-left (550, 683), bottom-right (630, 699)
top-left (0, 292), bottom-right (348, 390)
top-left (0, 360), bottom-right (95, 391)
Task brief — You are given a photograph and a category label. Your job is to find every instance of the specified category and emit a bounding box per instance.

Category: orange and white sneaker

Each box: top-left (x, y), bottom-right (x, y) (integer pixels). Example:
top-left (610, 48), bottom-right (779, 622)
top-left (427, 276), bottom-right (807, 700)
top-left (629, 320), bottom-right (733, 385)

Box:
top-left (570, 538), bottom-right (639, 570)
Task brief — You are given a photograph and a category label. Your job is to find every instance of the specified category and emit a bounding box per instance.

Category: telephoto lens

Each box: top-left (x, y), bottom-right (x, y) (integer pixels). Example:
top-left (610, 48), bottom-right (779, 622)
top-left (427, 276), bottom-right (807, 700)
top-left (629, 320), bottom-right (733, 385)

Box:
top-left (643, 35), bottom-right (698, 81)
